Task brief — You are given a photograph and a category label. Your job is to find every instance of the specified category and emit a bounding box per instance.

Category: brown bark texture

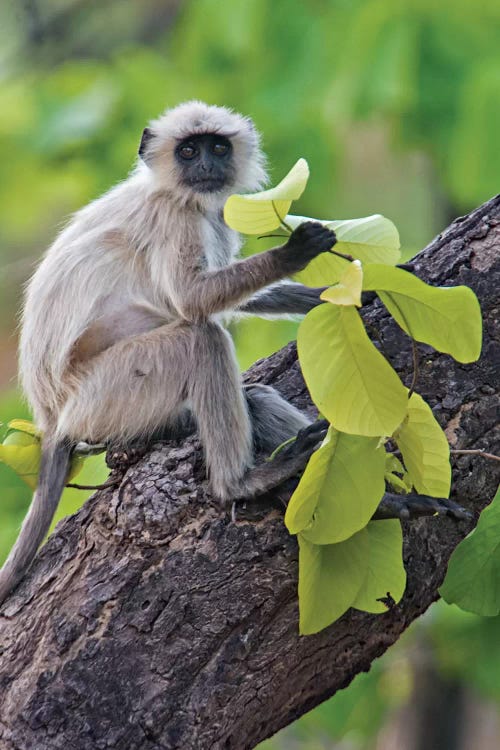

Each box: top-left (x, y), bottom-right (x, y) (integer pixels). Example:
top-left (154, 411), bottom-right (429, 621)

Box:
top-left (0, 196), bottom-right (499, 750)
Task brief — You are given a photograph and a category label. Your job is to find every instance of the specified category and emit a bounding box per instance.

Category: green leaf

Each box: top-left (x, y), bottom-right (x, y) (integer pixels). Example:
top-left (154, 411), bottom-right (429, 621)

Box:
top-left (298, 304), bottom-right (407, 436)
top-left (6, 419), bottom-right (41, 438)
top-left (393, 393), bottom-right (451, 498)
top-left (223, 158), bottom-right (309, 234)
top-left (298, 529), bottom-right (369, 635)
top-left (289, 214), bottom-right (401, 286)
top-left (0, 425), bottom-right (86, 489)
top-left (286, 429), bottom-right (386, 544)
top-left (363, 265), bottom-right (482, 363)
top-left (0, 436), bottom-right (41, 490)
top-left (352, 520), bottom-right (406, 613)
top-left (385, 453), bottom-right (406, 476)
top-left (385, 452), bottom-right (412, 493)
top-left (440, 486), bottom-right (500, 616)
top-left (320, 260), bottom-right (363, 307)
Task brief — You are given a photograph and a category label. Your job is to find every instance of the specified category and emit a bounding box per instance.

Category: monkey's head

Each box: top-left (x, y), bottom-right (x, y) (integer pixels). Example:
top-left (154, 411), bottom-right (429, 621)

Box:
top-left (138, 101), bottom-right (267, 205)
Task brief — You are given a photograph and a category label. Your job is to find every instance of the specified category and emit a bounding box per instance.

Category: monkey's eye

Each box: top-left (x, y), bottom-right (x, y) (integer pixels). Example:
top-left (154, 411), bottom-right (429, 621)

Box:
top-left (178, 142), bottom-right (198, 160)
top-left (212, 141), bottom-right (230, 156)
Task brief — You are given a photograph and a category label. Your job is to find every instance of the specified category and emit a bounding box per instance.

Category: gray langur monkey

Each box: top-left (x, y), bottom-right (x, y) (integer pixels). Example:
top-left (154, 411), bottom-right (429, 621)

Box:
top-left (0, 100), bottom-right (336, 604)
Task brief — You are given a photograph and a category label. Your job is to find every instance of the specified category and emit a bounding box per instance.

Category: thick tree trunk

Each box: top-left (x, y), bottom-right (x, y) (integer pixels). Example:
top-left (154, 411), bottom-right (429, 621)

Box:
top-left (0, 197), bottom-right (499, 750)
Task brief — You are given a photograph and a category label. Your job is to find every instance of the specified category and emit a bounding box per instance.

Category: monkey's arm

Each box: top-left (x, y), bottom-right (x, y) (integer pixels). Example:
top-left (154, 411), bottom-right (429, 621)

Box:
top-left (237, 283), bottom-right (327, 316)
top-left (172, 223), bottom-right (335, 322)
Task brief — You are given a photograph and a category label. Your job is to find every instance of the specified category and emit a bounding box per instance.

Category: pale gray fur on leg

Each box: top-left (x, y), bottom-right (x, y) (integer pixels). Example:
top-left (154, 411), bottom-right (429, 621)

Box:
top-left (187, 322), bottom-right (254, 500)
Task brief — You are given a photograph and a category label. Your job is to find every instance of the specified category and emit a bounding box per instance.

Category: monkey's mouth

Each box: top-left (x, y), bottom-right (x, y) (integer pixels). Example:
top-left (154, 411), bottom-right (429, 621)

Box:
top-left (185, 177), bottom-right (227, 193)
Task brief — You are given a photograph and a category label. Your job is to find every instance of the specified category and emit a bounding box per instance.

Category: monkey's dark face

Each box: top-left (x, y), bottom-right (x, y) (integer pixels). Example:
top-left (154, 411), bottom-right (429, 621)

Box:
top-left (174, 134), bottom-right (235, 193)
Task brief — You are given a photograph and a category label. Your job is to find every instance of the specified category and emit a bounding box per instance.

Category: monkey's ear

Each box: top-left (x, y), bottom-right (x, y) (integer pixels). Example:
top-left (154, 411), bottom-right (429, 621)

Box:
top-left (138, 127), bottom-right (155, 163)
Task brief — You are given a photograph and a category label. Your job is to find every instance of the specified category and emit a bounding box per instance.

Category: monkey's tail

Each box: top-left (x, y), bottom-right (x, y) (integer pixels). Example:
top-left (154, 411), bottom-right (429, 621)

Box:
top-left (0, 438), bottom-right (73, 606)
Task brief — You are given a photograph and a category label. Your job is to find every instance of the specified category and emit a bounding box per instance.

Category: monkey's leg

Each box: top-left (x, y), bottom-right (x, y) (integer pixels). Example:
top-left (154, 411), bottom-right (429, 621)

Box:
top-left (186, 322), bottom-right (254, 499)
top-left (56, 322), bottom-right (197, 445)
top-left (141, 383), bottom-right (309, 453)
top-left (238, 283), bottom-right (327, 316)
top-left (58, 322), bottom-right (324, 501)
top-left (57, 322), bottom-right (254, 500)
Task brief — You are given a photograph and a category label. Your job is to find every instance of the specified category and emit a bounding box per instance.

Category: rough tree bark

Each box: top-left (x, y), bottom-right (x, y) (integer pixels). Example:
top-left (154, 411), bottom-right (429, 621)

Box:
top-left (0, 196), bottom-right (499, 750)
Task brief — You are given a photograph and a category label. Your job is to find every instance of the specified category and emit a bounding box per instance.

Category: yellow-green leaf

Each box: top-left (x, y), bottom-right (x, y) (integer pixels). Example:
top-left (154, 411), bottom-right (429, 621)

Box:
top-left (1, 426), bottom-right (86, 488)
top-left (394, 393), bottom-right (451, 498)
top-left (298, 529), bottom-right (369, 635)
top-left (352, 520), bottom-right (406, 613)
top-left (385, 453), bottom-right (406, 476)
top-left (68, 454), bottom-right (85, 481)
top-left (320, 260), bottom-right (363, 307)
top-left (286, 429), bottom-right (385, 544)
top-left (298, 304), bottom-right (407, 436)
top-left (289, 214), bottom-right (401, 286)
top-left (363, 265), bottom-right (482, 363)
top-left (385, 452), bottom-right (412, 493)
top-left (0, 441), bottom-right (41, 489)
top-left (7, 419), bottom-right (41, 438)
top-left (223, 158), bottom-right (309, 234)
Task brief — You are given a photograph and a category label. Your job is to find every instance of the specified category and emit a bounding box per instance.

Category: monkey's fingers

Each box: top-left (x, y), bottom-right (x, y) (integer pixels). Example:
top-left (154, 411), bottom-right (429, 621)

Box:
top-left (275, 419), bottom-right (329, 460)
top-left (373, 492), bottom-right (472, 522)
top-left (287, 222), bottom-right (337, 255)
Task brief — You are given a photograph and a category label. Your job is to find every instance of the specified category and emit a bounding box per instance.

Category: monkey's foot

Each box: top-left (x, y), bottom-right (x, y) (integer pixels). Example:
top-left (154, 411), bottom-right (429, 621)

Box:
top-left (274, 419), bottom-right (329, 459)
top-left (233, 420), bottom-right (328, 500)
top-left (373, 492), bottom-right (472, 521)
top-left (106, 444), bottom-right (149, 471)
top-left (74, 441), bottom-right (106, 456)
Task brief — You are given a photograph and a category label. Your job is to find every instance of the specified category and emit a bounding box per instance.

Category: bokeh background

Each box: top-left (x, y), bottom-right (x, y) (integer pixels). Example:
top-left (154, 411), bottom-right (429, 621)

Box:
top-left (0, 1), bottom-right (499, 747)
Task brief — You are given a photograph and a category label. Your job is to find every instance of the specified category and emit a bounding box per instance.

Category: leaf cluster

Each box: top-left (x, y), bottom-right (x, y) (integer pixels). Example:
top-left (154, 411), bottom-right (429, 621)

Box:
top-left (224, 159), bottom-right (484, 634)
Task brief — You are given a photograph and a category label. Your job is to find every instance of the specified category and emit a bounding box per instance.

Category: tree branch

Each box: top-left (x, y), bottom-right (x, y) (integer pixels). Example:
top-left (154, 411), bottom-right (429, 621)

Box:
top-left (0, 196), bottom-right (499, 750)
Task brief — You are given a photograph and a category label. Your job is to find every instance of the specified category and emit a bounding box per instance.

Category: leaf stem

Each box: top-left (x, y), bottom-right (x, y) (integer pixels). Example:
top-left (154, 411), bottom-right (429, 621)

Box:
top-left (408, 339), bottom-right (420, 398)
top-left (329, 249), bottom-right (354, 263)
top-left (267, 436), bottom-right (296, 461)
top-left (271, 200), bottom-right (293, 234)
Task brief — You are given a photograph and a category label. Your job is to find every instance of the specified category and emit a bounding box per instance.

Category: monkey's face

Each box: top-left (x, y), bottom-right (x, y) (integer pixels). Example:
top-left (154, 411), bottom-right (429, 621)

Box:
top-left (138, 102), bottom-right (268, 202)
top-left (174, 134), bottom-right (236, 194)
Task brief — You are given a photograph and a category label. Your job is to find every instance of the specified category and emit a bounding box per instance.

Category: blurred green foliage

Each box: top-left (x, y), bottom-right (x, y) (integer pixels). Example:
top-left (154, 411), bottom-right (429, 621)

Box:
top-left (0, 1), bottom-right (498, 747)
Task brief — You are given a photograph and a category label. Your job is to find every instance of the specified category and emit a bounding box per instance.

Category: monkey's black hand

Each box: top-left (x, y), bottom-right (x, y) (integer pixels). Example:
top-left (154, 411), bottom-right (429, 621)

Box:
top-left (275, 419), bottom-right (329, 461)
top-left (280, 222), bottom-right (337, 274)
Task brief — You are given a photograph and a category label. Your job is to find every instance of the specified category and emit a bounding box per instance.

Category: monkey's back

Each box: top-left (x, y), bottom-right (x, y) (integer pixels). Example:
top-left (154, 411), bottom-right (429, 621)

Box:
top-left (19, 174), bottom-right (172, 431)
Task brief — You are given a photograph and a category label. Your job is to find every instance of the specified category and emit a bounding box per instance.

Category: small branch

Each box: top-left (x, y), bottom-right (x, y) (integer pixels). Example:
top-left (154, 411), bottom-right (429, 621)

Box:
top-left (66, 478), bottom-right (119, 491)
top-left (450, 449), bottom-right (500, 463)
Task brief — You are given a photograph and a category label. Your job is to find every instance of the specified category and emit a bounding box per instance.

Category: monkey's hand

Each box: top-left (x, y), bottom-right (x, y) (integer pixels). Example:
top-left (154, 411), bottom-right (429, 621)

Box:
top-left (279, 222), bottom-right (337, 275)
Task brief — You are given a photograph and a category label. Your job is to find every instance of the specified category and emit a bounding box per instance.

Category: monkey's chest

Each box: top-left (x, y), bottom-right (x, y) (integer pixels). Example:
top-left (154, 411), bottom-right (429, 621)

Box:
top-left (201, 214), bottom-right (237, 270)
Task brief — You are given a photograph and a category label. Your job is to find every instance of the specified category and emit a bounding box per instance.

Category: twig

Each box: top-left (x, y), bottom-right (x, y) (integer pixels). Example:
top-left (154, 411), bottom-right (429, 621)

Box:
top-left (66, 477), bottom-right (120, 491)
top-left (450, 449), bottom-right (500, 462)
